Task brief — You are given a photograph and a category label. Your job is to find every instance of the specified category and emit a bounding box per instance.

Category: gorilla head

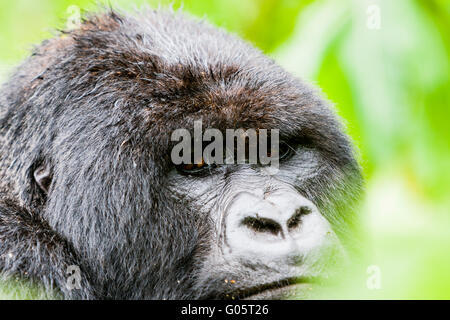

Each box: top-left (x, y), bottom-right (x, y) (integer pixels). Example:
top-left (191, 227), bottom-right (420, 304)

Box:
top-left (0, 9), bottom-right (363, 299)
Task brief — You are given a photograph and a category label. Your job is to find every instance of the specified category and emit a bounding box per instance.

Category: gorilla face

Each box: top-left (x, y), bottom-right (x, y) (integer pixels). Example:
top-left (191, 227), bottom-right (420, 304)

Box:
top-left (0, 9), bottom-right (362, 300)
top-left (164, 102), bottom-right (361, 299)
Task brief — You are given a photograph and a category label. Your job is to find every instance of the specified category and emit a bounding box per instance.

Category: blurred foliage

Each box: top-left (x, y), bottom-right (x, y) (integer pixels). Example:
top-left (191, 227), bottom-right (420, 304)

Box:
top-left (0, 0), bottom-right (449, 299)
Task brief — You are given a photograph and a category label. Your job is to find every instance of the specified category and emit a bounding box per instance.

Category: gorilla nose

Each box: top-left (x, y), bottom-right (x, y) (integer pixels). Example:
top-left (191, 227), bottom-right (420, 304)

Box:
top-left (224, 191), bottom-right (337, 260)
top-left (240, 206), bottom-right (312, 239)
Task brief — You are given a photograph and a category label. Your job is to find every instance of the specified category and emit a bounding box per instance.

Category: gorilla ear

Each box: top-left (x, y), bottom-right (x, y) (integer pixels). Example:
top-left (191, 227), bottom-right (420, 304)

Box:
top-left (33, 163), bottom-right (52, 194)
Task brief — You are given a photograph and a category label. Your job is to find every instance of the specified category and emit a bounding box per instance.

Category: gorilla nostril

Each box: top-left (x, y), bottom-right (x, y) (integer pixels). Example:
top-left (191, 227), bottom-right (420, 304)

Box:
top-left (241, 216), bottom-right (282, 236)
top-left (287, 206), bottom-right (312, 231)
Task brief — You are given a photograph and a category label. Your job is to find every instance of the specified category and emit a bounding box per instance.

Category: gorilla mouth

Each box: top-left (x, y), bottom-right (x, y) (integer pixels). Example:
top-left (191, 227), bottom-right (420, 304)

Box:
top-left (225, 277), bottom-right (315, 300)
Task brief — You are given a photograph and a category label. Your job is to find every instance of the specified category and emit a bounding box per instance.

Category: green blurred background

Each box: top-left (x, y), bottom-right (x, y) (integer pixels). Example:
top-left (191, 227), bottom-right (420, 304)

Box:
top-left (0, 0), bottom-right (449, 299)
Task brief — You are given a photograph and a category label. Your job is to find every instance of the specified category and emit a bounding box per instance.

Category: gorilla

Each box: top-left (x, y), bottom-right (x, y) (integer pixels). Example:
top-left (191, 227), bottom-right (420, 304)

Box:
top-left (0, 9), bottom-right (363, 299)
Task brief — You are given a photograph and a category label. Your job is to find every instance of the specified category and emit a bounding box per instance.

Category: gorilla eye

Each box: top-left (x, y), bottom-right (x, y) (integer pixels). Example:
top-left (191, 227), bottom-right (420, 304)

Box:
top-left (278, 141), bottom-right (296, 161)
top-left (176, 158), bottom-right (213, 176)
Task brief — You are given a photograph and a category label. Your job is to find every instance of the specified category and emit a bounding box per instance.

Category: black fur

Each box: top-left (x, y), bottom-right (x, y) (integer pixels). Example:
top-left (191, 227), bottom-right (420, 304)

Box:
top-left (0, 9), bottom-right (362, 299)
